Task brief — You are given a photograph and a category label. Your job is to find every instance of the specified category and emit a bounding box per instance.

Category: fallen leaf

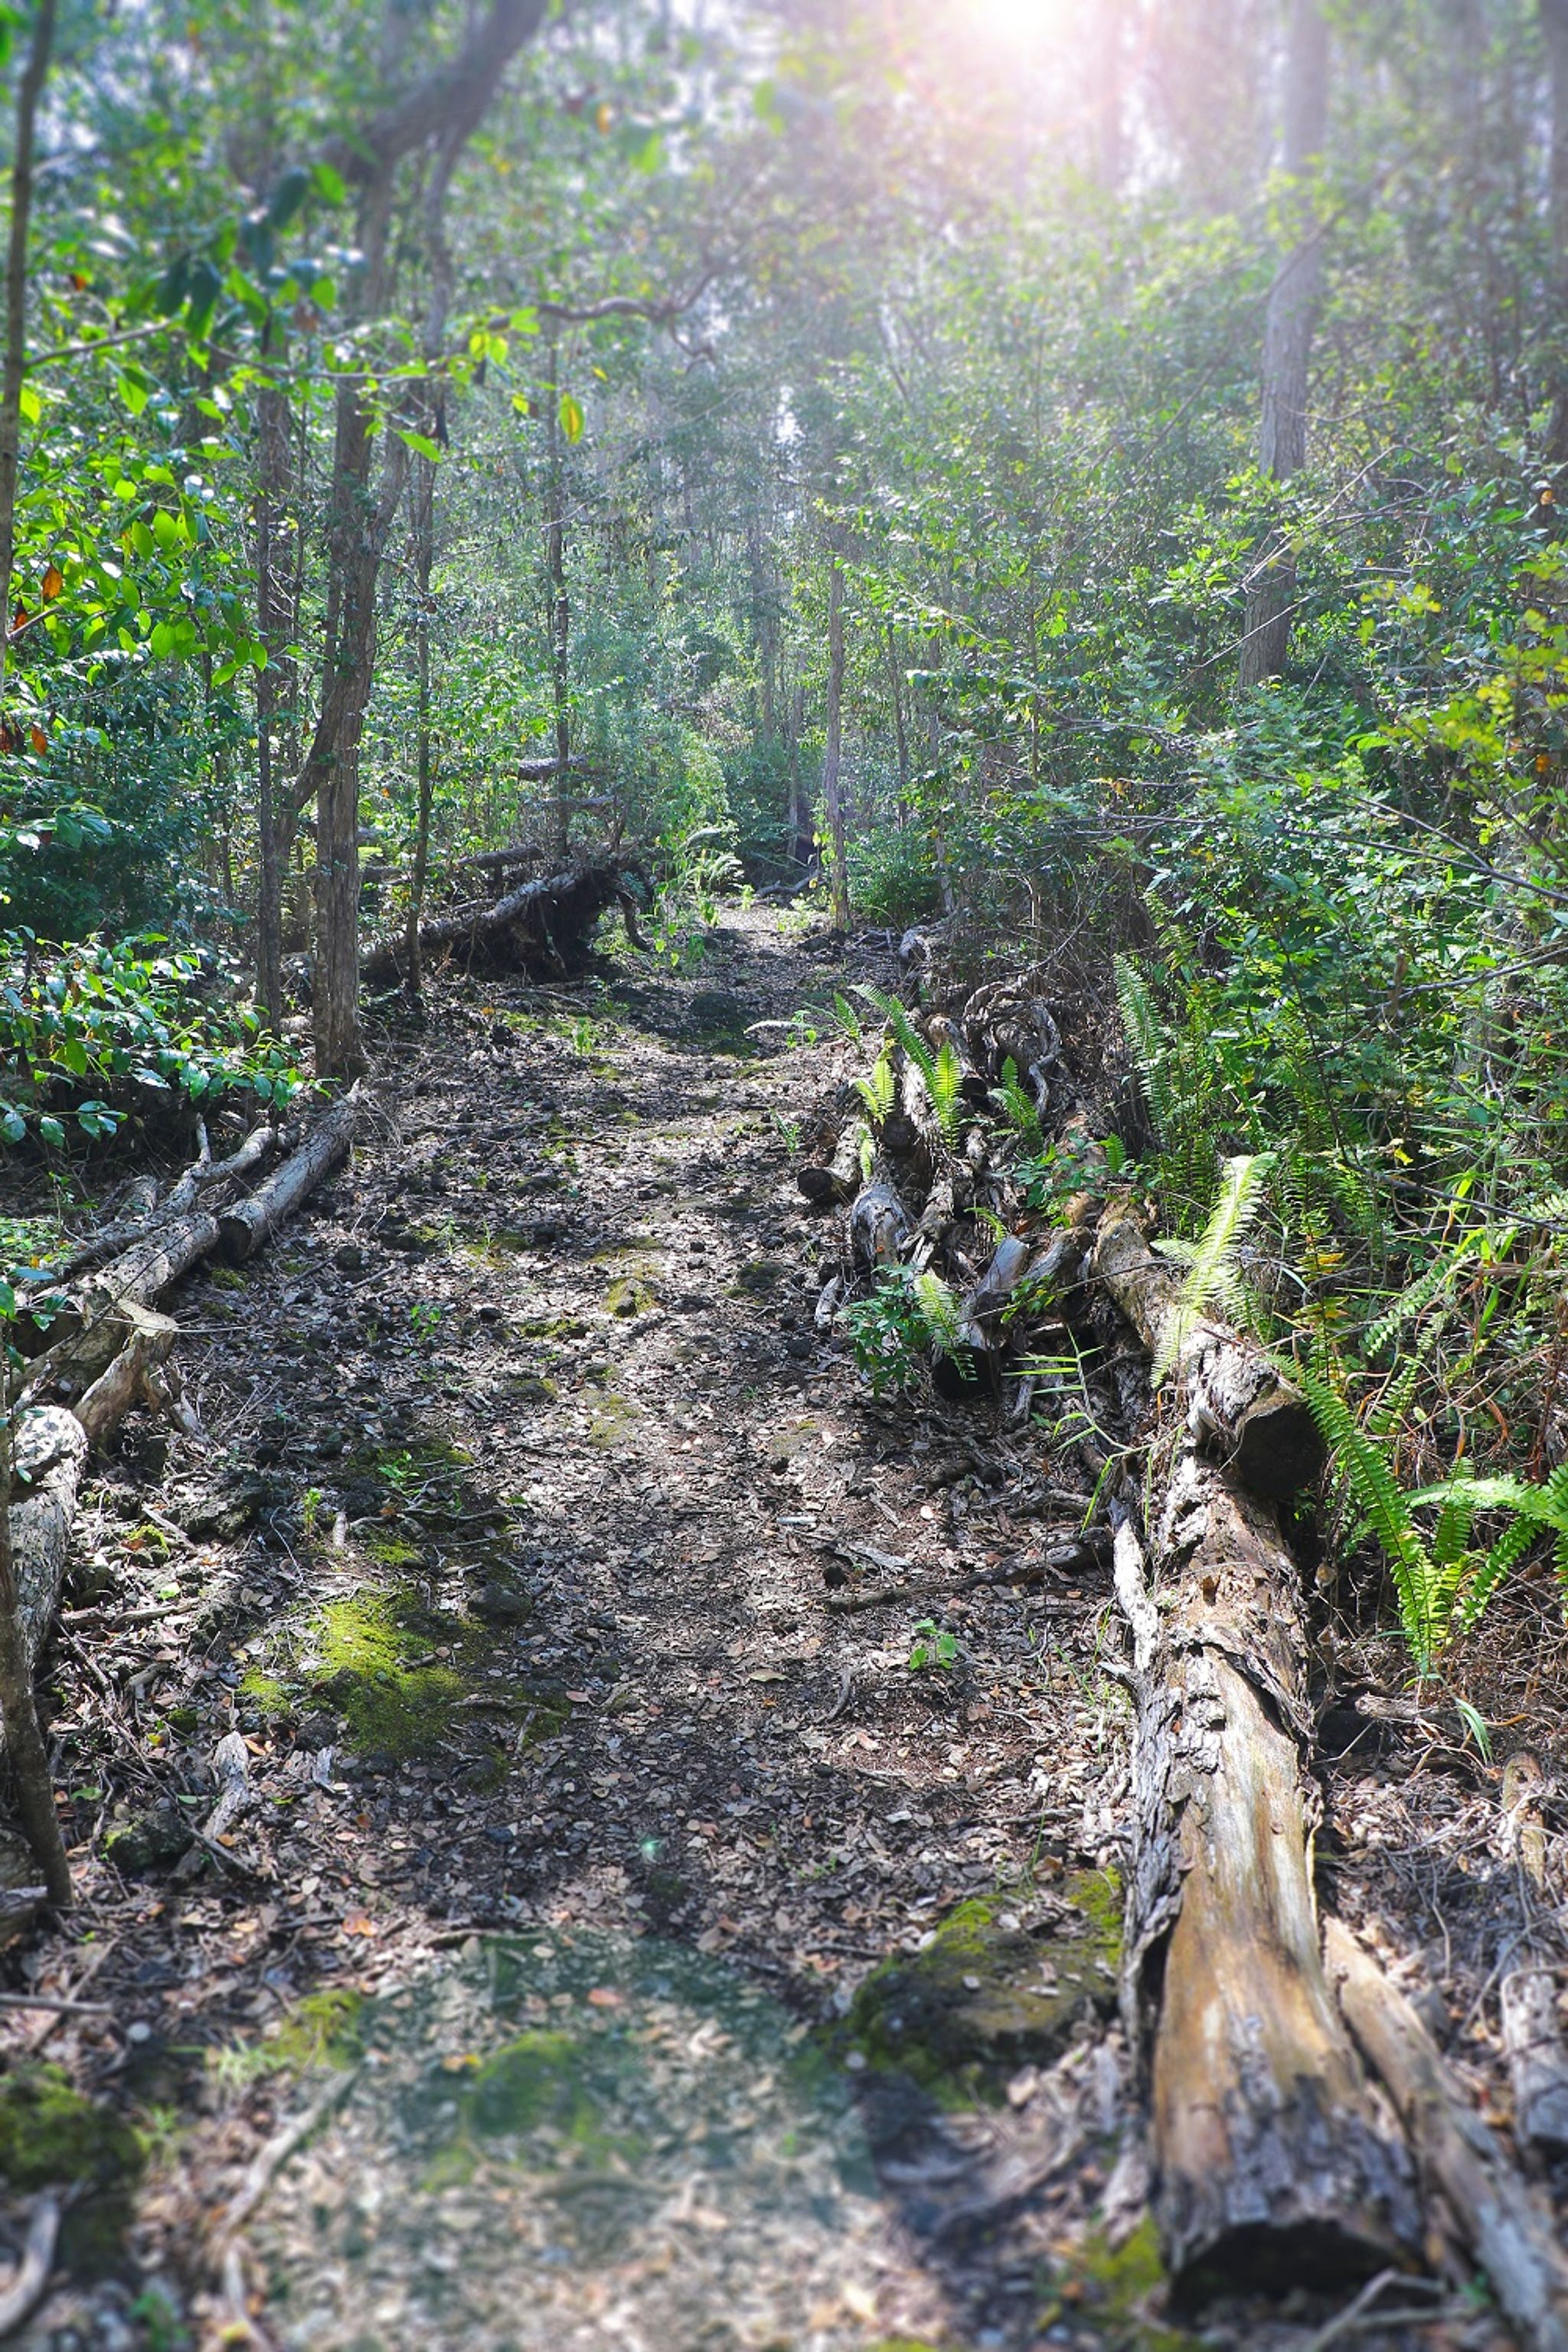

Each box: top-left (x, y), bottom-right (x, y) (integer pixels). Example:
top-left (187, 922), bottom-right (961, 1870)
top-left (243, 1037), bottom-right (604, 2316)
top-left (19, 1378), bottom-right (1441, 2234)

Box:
top-left (341, 1911), bottom-right (377, 1938)
top-left (586, 1987), bottom-right (622, 2008)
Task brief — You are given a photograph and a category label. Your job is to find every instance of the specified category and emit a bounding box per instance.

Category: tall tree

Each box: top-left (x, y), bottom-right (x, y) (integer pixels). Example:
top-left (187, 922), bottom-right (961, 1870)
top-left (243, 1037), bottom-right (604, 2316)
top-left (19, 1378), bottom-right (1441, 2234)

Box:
top-left (298, 0), bottom-right (550, 1077)
top-left (1544, 0), bottom-right (1568, 460)
top-left (1239, 0), bottom-right (1330, 688)
top-left (0, 0), bottom-right (57, 708)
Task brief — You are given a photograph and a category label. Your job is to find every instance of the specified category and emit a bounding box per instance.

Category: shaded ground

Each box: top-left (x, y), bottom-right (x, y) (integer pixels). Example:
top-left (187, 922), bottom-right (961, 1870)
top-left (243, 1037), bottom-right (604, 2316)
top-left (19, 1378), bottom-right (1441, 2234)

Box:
top-left (1, 904), bottom-right (1563, 2352)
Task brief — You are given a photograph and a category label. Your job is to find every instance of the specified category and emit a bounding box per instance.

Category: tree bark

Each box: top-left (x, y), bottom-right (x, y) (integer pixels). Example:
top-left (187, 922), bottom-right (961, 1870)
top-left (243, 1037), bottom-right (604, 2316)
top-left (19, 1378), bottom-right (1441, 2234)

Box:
top-left (822, 555), bottom-right (850, 928)
top-left (1116, 1506), bottom-right (1418, 2295)
top-left (1094, 1202), bottom-right (1324, 1498)
top-left (0, 0), bottom-right (57, 706)
top-left (0, 1368), bottom-right (73, 1906)
top-left (1327, 1919), bottom-right (1568, 2352)
top-left (217, 1089), bottom-right (358, 1263)
top-left (1239, 0), bottom-right (1328, 688)
top-left (292, 0), bottom-right (549, 1076)
top-left (1546, 0), bottom-right (1568, 462)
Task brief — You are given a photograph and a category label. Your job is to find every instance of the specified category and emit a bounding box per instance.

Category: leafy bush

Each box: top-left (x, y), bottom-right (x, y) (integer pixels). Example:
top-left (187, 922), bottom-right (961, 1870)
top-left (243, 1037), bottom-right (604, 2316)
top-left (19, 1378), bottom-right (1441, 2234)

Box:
top-left (847, 822), bottom-right (942, 929)
top-left (0, 932), bottom-right (306, 1148)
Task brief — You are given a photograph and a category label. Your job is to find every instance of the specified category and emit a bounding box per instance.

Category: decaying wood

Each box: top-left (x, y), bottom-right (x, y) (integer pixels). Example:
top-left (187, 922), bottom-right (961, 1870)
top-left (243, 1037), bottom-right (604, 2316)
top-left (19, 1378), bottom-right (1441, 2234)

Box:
top-left (360, 858), bottom-right (639, 984)
top-left (0, 2195), bottom-right (62, 2338)
top-left (1096, 1202), bottom-right (1323, 1498)
top-left (218, 1088), bottom-right (358, 1263)
top-left (2, 1092), bottom-right (360, 1860)
top-left (1501, 1968), bottom-right (1568, 2154)
top-left (1115, 1505), bottom-right (1417, 2292)
top-left (798, 1118), bottom-right (868, 1207)
top-left (1327, 1919), bottom-right (1568, 2352)
top-left (850, 1165), bottom-right (912, 1270)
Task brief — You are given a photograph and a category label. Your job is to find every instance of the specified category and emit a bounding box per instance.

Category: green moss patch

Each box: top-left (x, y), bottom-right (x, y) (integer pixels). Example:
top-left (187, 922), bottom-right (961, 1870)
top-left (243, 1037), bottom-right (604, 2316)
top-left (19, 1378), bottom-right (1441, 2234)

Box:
top-left (604, 1275), bottom-right (658, 1317)
top-left (733, 1258), bottom-right (792, 1295)
top-left (1040, 2216), bottom-right (1194, 2350)
top-left (244, 1586), bottom-right (560, 1760)
top-left (586, 1391), bottom-right (642, 1450)
top-left (835, 1874), bottom-right (1121, 2106)
top-left (763, 1416), bottom-right (821, 1463)
top-left (518, 1312), bottom-right (589, 1340)
top-left (0, 2065), bottom-right (143, 2274)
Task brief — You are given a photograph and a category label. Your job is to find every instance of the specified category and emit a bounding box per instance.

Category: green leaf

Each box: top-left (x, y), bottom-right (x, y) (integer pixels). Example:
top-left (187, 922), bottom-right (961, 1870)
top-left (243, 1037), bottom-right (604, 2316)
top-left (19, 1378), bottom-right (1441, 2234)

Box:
top-left (557, 392), bottom-right (585, 446)
top-left (38, 1116), bottom-right (65, 1148)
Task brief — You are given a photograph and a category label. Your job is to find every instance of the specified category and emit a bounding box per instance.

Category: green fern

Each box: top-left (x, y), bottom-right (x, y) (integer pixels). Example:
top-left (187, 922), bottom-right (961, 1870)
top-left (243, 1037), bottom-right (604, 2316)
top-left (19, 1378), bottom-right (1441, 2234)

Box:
top-left (854, 1047), bottom-right (897, 1126)
top-left (912, 1269), bottom-right (971, 1372)
top-left (1363, 1242), bottom-right (1475, 1361)
top-left (1291, 1361), bottom-right (1454, 1674)
top-left (990, 1055), bottom-right (1044, 1152)
top-left (854, 982), bottom-right (962, 1148)
top-left (1154, 1152), bottom-right (1273, 1384)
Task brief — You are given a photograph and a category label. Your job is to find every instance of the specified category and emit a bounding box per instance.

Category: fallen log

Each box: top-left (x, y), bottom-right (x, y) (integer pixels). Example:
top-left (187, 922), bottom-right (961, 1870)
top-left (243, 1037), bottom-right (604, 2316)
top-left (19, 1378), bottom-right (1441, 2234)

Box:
top-left (797, 1118), bottom-right (869, 1207)
top-left (218, 1087), bottom-right (358, 1263)
top-left (1095, 1200), bottom-right (1323, 1498)
top-left (1502, 1967), bottom-right (1568, 2154)
top-left (360, 858), bottom-right (639, 985)
top-left (1326, 1919), bottom-right (1568, 2352)
top-left (3, 1091), bottom-right (361, 1876)
top-left (1114, 1504), bottom-right (1419, 2295)
top-left (850, 1165), bottom-right (913, 1271)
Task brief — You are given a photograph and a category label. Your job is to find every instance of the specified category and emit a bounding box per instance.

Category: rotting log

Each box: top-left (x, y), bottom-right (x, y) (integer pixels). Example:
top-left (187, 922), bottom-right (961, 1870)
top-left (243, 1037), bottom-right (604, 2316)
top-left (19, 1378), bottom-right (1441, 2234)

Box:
top-left (1114, 1504), bottom-right (1419, 2296)
top-left (1096, 1200), bottom-right (1323, 1498)
top-left (1327, 1919), bottom-right (1568, 2352)
top-left (798, 1117), bottom-right (869, 1207)
top-left (218, 1087), bottom-right (358, 1263)
top-left (3, 1095), bottom-right (359, 1826)
top-left (1501, 1967), bottom-right (1568, 2154)
top-left (360, 858), bottom-right (640, 985)
top-left (850, 1165), bottom-right (913, 1271)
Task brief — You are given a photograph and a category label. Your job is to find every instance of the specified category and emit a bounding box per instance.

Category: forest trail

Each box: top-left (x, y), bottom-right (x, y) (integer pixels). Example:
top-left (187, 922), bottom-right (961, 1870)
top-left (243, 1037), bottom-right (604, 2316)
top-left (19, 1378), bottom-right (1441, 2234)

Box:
top-left (11, 908), bottom-right (1143, 2352)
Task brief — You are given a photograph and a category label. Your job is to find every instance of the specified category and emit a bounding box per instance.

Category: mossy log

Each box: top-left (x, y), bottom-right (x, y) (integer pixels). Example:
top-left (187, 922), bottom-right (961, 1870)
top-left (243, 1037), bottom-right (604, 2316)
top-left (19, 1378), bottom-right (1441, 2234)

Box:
top-left (1114, 1501), bottom-right (1419, 2297)
top-left (360, 858), bottom-right (640, 983)
top-left (1327, 1919), bottom-right (1568, 2352)
top-left (1095, 1201), bottom-right (1323, 1498)
top-left (849, 1165), bottom-right (913, 1270)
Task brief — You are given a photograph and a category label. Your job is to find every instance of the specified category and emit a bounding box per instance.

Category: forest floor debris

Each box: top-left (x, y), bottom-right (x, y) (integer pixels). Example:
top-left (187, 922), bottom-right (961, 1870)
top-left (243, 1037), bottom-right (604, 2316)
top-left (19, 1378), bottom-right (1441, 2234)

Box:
top-left (0, 906), bottom-right (1564, 2350)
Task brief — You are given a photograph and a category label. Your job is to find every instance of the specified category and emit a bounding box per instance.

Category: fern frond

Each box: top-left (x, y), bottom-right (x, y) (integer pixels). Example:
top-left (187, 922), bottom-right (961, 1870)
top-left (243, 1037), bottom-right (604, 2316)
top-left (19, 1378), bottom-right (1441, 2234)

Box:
top-left (1364, 1245), bottom-right (1472, 1361)
top-left (990, 1057), bottom-right (1044, 1152)
top-left (912, 1271), bottom-right (972, 1376)
top-left (853, 1047), bottom-right (897, 1125)
top-left (1154, 1152), bottom-right (1272, 1384)
top-left (1292, 1360), bottom-right (1445, 1673)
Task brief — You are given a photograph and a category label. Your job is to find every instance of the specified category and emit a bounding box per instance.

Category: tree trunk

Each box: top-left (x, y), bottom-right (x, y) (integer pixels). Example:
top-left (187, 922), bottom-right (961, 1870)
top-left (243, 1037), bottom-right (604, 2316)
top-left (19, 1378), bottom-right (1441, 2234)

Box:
top-left (403, 136), bottom-right (462, 1001)
top-left (253, 348), bottom-right (292, 1030)
top-left (217, 1089), bottom-right (358, 1263)
top-left (0, 1368), bottom-right (73, 1906)
top-left (0, 0), bottom-right (57, 706)
top-left (1545, 0), bottom-right (1568, 462)
top-left (1327, 1919), bottom-right (1568, 2352)
top-left (1115, 1504), bottom-right (1418, 2295)
top-left (1094, 1203), bottom-right (1324, 1498)
top-left (1239, 0), bottom-right (1328, 688)
top-left (823, 555), bottom-right (850, 928)
top-left (544, 331), bottom-right (573, 865)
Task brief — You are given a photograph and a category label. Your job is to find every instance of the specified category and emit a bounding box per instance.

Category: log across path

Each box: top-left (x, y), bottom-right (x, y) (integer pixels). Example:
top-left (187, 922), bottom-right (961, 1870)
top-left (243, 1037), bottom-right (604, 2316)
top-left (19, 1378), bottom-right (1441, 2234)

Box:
top-left (3, 906), bottom-right (1563, 2350)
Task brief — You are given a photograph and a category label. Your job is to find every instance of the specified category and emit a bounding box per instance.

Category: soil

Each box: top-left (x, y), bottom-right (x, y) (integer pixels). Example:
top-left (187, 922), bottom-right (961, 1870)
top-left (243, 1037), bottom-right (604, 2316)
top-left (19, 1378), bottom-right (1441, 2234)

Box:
top-left (1, 904), bottom-right (1563, 2352)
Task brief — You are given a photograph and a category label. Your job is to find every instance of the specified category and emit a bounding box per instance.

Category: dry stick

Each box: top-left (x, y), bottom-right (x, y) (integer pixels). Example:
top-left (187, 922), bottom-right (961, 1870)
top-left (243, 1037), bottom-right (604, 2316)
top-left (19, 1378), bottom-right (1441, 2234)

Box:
top-left (1326, 1918), bottom-right (1568, 2352)
top-left (0, 2195), bottom-right (61, 2341)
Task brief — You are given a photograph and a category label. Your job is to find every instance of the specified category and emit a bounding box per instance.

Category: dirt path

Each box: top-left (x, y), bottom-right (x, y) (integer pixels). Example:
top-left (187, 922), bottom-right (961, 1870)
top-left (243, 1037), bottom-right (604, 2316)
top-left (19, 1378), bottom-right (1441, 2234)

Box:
top-left (6, 909), bottom-right (1144, 2352)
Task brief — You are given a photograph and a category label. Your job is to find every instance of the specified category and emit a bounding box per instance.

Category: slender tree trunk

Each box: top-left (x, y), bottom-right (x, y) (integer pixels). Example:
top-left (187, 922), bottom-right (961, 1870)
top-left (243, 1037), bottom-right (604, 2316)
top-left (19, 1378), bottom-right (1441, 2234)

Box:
top-left (0, 1368), bottom-right (72, 1906)
top-left (1239, 0), bottom-right (1329, 688)
top-left (544, 332), bottom-right (572, 864)
top-left (404, 139), bottom-right (460, 1001)
top-left (0, 0), bottom-right (57, 707)
top-left (254, 344), bottom-right (291, 1029)
top-left (1092, 0), bottom-right (1127, 190)
top-left (1544, 0), bottom-right (1568, 462)
top-left (887, 626), bottom-right (910, 818)
top-left (822, 555), bottom-right (850, 928)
